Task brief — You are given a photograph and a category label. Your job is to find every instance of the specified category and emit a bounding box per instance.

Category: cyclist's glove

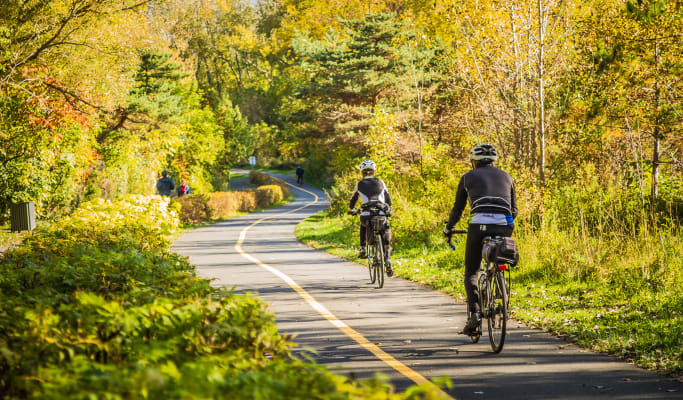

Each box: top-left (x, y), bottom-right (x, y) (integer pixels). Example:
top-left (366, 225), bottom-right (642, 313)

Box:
top-left (442, 226), bottom-right (453, 237)
top-left (384, 206), bottom-right (392, 217)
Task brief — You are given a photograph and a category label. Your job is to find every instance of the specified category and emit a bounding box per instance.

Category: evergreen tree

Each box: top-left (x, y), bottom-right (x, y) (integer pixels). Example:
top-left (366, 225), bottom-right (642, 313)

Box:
top-left (113, 51), bottom-right (187, 130)
top-left (297, 12), bottom-right (408, 108)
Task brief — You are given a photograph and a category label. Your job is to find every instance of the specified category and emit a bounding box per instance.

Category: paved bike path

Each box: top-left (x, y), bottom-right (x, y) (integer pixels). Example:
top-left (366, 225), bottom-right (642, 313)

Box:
top-left (172, 173), bottom-right (681, 399)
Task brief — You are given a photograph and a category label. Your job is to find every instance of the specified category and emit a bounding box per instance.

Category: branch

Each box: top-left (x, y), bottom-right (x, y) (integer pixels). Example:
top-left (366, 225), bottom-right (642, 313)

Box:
top-left (117, 0), bottom-right (152, 12)
top-left (42, 81), bottom-right (101, 114)
top-left (20, 2), bottom-right (78, 66)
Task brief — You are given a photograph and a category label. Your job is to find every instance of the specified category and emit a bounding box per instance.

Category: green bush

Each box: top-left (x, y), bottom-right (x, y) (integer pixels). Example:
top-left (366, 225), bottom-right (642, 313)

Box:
top-left (173, 191), bottom-right (257, 224)
top-left (256, 185), bottom-right (284, 208)
top-left (173, 173), bottom-right (291, 225)
top-left (207, 192), bottom-right (242, 218)
top-left (173, 194), bottom-right (213, 224)
top-left (0, 195), bottom-right (444, 398)
top-left (249, 170), bottom-right (291, 199)
top-left (236, 190), bottom-right (257, 212)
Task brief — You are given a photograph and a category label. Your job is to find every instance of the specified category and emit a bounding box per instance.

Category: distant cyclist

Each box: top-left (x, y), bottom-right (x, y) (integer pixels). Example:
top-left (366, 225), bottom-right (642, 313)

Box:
top-left (349, 160), bottom-right (393, 276)
top-left (443, 144), bottom-right (517, 336)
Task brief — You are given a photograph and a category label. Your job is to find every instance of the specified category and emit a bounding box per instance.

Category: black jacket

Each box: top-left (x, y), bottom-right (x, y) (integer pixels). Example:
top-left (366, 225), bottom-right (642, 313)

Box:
top-left (349, 177), bottom-right (392, 210)
top-left (156, 177), bottom-right (175, 196)
top-left (447, 164), bottom-right (517, 227)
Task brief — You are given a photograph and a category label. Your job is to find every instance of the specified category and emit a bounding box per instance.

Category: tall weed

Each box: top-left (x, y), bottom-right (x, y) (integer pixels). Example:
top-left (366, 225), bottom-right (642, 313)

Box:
top-left (318, 158), bottom-right (683, 374)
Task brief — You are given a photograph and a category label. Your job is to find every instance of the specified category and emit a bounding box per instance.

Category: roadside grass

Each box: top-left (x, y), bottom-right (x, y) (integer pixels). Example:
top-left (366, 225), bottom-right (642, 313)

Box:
top-left (296, 210), bottom-right (683, 377)
top-left (229, 171), bottom-right (247, 180)
top-left (254, 167), bottom-right (296, 175)
top-left (0, 225), bottom-right (27, 249)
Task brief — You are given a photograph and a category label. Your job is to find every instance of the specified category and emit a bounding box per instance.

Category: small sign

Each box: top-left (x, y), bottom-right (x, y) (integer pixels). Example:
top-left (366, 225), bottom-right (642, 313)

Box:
top-left (248, 156), bottom-right (256, 166)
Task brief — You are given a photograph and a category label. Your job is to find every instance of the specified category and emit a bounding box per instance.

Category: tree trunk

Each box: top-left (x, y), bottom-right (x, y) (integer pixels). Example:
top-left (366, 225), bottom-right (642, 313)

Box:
top-left (651, 39), bottom-right (660, 203)
top-left (537, 0), bottom-right (546, 188)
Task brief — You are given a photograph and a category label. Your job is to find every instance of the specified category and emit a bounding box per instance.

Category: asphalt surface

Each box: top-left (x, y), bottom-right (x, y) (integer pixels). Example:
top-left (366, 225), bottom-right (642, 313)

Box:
top-left (172, 172), bottom-right (682, 399)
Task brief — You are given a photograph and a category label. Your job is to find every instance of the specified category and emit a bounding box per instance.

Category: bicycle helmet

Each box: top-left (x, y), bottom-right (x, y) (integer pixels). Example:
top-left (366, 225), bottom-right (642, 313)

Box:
top-left (359, 159), bottom-right (377, 172)
top-left (469, 144), bottom-right (498, 162)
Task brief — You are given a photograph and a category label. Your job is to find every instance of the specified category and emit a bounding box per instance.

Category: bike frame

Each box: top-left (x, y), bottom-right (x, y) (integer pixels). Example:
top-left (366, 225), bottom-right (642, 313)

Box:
top-left (447, 229), bottom-right (513, 353)
top-left (352, 204), bottom-right (389, 288)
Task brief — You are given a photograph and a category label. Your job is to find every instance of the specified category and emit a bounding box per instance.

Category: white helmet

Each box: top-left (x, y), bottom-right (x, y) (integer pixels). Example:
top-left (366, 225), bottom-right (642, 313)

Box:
top-left (359, 159), bottom-right (377, 172)
top-left (469, 144), bottom-right (498, 162)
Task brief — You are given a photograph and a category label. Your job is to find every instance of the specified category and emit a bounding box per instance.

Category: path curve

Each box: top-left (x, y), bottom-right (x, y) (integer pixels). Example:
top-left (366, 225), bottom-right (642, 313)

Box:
top-left (172, 172), bottom-right (681, 399)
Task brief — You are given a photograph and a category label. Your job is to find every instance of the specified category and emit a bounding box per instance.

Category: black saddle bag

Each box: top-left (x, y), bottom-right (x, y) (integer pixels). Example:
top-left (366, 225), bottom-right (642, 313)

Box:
top-left (496, 237), bottom-right (519, 266)
top-left (370, 215), bottom-right (389, 232)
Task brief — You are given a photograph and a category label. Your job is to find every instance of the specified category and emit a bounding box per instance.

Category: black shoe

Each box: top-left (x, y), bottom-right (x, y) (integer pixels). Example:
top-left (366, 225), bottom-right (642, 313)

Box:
top-left (385, 260), bottom-right (393, 277)
top-left (463, 312), bottom-right (481, 336)
top-left (358, 247), bottom-right (367, 258)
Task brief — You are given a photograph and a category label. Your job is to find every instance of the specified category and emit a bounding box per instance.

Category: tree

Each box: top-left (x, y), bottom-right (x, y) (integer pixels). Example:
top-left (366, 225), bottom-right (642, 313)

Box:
top-left (580, 0), bottom-right (682, 205)
top-left (108, 51), bottom-right (187, 134)
top-left (294, 12), bottom-right (412, 140)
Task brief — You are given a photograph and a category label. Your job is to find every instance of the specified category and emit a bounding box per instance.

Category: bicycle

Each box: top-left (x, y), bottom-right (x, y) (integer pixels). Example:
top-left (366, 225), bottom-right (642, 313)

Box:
top-left (349, 201), bottom-right (390, 288)
top-left (446, 228), bottom-right (515, 353)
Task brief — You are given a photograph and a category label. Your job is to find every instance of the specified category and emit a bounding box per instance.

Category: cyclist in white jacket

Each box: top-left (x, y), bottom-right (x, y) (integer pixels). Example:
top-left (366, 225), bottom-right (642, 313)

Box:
top-left (349, 160), bottom-right (393, 276)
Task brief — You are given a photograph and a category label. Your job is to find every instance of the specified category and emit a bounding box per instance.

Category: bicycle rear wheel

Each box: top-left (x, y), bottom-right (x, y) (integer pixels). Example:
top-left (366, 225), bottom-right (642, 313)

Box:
top-left (367, 243), bottom-right (376, 283)
top-left (374, 234), bottom-right (384, 288)
top-left (487, 272), bottom-right (508, 353)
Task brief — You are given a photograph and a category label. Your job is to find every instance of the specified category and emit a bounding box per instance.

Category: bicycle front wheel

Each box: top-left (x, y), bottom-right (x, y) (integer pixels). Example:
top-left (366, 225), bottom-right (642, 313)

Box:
top-left (374, 234), bottom-right (384, 288)
top-left (487, 272), bottom-right (508, 353)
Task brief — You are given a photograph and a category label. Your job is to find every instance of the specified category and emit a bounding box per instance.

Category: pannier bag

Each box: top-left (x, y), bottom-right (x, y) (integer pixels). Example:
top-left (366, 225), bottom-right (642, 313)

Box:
top-left (370, 216), bottom-right (389, 232)
top-left (481, 240), bottom-right (497, 262)
top-left (496, 237), bottom-right (519, 266)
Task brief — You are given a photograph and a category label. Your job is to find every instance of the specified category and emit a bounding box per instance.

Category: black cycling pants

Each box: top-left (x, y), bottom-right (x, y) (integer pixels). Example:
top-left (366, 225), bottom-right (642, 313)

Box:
top-left (360, 216), bottom-right (391, 260)
top-left (465, 224), bottom-right (514, 314)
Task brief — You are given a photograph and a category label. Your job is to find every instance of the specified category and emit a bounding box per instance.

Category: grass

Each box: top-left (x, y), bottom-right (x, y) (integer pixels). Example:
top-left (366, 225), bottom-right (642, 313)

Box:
top-left (254, 166), bottom-right (296, 175)
top-left (0, 223), bottom-right (35, 252)
top-left (229, 171), bottom-right (247, 180)
top-left (296, 210), bottom-right (683, 378)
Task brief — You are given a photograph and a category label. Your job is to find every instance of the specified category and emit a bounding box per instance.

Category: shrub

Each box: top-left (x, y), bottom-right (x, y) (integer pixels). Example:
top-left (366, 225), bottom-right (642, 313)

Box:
top-left (249, 171), bottom-right (291, 199)
top-left (207, 192), bottom-right (241, 219)
top-left (256, 185), bottom-right (284, 208)
top-left (236, 191), bottom-right (257, 211)
top-left (0, 195), bottom-right (441, 398)
top-left (173, 172), bottom-right (291, 225)
top-left (174, 194), bottom-right (212, 224)
top-left (173, 191), bottom-right (259, 224)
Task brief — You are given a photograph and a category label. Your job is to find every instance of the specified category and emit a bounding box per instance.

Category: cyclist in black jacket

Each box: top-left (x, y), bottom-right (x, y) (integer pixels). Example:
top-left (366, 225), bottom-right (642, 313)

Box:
top-left (444, 144), bottom-right (517, 335)
top-left (349, 160), bottom-right (393, 277)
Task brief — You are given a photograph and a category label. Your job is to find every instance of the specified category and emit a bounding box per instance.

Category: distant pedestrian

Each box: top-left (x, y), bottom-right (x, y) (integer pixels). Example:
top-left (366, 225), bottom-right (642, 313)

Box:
top-left (296, 165), bottom-right (304, 184)
top-left (177, 179), bottom-right (190, 197)
top-left (156, 170), bottom-right (175, 196)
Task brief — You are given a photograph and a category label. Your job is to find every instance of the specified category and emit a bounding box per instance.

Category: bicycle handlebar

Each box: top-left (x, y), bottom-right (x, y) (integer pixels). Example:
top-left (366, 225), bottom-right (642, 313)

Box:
top-left (445, 229), bottom-right (467, 251)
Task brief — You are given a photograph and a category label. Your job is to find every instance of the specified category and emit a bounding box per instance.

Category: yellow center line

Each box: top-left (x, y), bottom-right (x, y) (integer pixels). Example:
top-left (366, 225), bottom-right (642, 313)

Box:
top-left (234, 179), bottom-right (453, 399)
